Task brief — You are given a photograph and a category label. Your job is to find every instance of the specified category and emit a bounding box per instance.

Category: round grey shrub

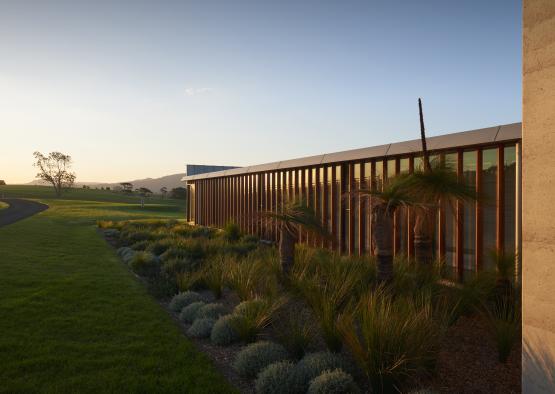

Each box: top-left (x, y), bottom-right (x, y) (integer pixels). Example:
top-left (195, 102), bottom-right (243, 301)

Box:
top-left (211, 314), bottom-right (240, 346)
top-left (169, 291), bottom-right (203, 313)
top-left (187, 318), bottom-right (216, 338)
top-left (104, 229), bottom-right (120, 238)
top-left (290, 352), bottom-right (354, 394)
top-left (179, 301), bottom-right (206, 323)
top-left (255, 361), bottom-right (296, 394)
top-left (307, 369), bottom-right (360, 394)
top-left (233, 341), bottom-right (290, 379)
top-left (196, 303), bottom-right (227, 320)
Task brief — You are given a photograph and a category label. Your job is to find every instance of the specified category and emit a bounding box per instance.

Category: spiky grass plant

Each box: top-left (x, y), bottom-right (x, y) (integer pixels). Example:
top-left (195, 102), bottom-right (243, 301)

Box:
top-left (338, 286), bottom-right (445, 393)
top-left (197, 255), bottom-right (227, 298)
top-left (292, 250), bottom-right (374, 352)
top-left (231, 297), bottom-right (286, 343)
top-left (273, 312), bottom-right (314, 359)
top-left (225, 253), bottom-right (280, 300)
top-left (483, 294), bottom-right (521, 363)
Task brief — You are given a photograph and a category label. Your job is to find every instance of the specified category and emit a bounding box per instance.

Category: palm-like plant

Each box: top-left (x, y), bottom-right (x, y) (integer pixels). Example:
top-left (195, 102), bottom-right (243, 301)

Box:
top-left (358, 176), bottom-right (414, 283)
top-left (262, 199), bottom-right (328, 275)
top-left (397, 161), bottom-right (478, 265)
top-left (401, 98), bottom-right (478, 265)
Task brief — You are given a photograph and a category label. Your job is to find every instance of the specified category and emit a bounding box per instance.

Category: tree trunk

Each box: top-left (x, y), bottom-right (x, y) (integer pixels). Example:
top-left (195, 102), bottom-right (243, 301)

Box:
top-left (371, 203), bottom-right (394, 283)
top-left (279, 225), bottom-right (296, 275)
top-left (413, 211), bottom-right (433, 265)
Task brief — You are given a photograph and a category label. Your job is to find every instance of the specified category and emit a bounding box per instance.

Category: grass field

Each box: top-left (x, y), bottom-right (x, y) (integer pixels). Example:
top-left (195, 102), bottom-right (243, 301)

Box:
top-left (0, 186), bottom-right (236, 393)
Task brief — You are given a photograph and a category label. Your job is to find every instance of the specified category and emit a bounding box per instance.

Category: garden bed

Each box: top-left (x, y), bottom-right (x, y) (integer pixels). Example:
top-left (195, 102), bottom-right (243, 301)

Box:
top-left (99, 219), bottom-right (521, 394)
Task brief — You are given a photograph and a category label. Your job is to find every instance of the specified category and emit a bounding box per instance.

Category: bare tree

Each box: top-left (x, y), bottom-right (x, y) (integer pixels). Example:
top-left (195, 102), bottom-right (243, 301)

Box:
top-left (33, 151), bottom-right (76, 197)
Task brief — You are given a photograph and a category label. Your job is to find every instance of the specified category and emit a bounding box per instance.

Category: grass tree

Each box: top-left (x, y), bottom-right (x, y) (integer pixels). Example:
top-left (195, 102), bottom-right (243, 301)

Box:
top-left (358, 176), bottom-right (413, 283)
top-left (401, 99), bottom-right (478, 265)
top-left (262, 199), bottom-right (328, 276)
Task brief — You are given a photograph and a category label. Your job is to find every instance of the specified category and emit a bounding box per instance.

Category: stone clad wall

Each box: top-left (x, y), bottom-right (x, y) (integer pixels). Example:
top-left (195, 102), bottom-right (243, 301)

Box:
top-left (522, 1), bottom-right (555, 392)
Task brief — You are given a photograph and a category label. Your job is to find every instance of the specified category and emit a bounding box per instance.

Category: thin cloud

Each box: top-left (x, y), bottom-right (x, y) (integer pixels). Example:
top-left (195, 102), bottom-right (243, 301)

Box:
top-left (185, 87), bottom-right (214, 96)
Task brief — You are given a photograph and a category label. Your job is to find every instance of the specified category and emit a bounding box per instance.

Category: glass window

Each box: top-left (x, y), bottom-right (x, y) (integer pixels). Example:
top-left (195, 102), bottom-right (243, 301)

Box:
top-left (335, 165), bottom-right (342, 251)
top-left (363, 162), bottom-right (372, 253)
top-left (463, 151), bottom-right (477, 271)
top-left (482, 148), bottom-right (498, 269)
top-left (387, 159), bottom-right (396, 180)
top-left (353, 163), bottom-right (361, 254)
top-left (399, 158), bottom-right (409, 174)
top-left (444, 153), bottom-right (458, 268)
top-left (504, 146), bottom-right (516, 256)
top-left (375, 160), bottom-right (383, 190)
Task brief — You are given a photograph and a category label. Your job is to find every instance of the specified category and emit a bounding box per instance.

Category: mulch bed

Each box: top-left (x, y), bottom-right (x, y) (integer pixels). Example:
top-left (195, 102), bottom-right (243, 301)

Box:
top-left (435, 315), bottom-right (521, 394)
top-left (101, 230), bottom-right (522, 394)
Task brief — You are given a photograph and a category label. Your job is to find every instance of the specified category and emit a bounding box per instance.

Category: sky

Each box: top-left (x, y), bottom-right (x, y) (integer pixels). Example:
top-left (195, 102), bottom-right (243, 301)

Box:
top-left (0, 0), bottom-right (521, 184)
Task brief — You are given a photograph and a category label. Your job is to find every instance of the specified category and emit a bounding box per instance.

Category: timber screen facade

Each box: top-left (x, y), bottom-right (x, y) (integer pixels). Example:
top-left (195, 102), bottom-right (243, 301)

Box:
top-left (183, 123), bottom-right (521, 279)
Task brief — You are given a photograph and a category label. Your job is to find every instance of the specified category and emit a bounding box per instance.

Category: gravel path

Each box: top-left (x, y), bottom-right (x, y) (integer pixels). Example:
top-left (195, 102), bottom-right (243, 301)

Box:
top-left (0, 198), bottom-right (48, 227)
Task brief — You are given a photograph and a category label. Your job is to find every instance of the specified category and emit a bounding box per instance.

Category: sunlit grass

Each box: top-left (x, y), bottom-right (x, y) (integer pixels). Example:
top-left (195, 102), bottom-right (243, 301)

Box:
top-left (0, 191), bottom-right (235, 393)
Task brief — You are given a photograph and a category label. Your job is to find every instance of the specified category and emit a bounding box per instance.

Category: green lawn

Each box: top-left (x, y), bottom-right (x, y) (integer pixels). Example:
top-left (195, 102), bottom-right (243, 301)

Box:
top-left (0, 187), bottom-right (236, 393)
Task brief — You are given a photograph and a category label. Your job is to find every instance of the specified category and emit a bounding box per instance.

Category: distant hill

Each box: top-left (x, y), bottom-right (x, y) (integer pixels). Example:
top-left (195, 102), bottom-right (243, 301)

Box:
top-left (26, 173), bottom-right (186, 193)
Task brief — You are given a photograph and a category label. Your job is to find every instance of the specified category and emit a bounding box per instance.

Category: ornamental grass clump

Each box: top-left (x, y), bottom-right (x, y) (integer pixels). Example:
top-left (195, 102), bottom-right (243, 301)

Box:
top-left (307, 369), bottom-right (360, 394)
top-left (211, 314), bottom-right (241, 346)
top-left (233, 341), bottom-right (290, 379)
top-left (273, 308), bottom-right (314, 359)
top-left (289, 352), bottom-right (354, 394)
top-left (255, 361), bottom-right (296, 394)
top-left (225, 252), bottom-right (280, 300)
top-left (196, 303), bottom-right (227, 320)
top-left (187, 318), bottom-right (216, 338)
top-left (179, 301), bottom-right (206, 323)
top-left (292, 250), bottom-right (374, 352)
top-left (223, 221), bottom-right (241, 242)
top-left (483, 294), bottom-right (521, 363)
top-left (130, 240), bottom-right (150, 251)
top-left (129, 251), bottom-right (160, 278)
top-left (147, 238), bottom-right (177, 256)
top-left (169, 291), bottom-right (203, 313)
top-left (231, 297), bottom-right (286, 343)
top-left (197, 256), bottom-right (227, 298)
top-left (337, 287), bottom-right (444, 393)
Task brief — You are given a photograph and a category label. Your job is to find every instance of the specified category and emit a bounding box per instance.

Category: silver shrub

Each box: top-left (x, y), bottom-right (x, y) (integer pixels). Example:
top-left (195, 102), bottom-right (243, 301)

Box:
top-left (233, 341), bottom-right (290, 379)
top-left (187, 318), bottom-right (216, 338)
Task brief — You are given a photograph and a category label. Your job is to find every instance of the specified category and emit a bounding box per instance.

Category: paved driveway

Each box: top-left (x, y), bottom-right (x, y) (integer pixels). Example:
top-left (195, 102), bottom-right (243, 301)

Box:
top-left (0, 198), bottom-right (48, 226)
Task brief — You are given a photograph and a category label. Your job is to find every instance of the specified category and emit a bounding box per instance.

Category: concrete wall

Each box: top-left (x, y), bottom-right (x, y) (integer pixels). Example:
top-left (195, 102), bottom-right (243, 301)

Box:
top-left (522, 1), bottom-right (555, 392)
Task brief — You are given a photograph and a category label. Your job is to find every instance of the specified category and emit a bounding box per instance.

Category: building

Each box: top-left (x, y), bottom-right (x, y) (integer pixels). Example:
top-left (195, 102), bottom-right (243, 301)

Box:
top-left (183, 122), bottom-right (521, 280)
top-left (522, 1), bottom-right (555, 391)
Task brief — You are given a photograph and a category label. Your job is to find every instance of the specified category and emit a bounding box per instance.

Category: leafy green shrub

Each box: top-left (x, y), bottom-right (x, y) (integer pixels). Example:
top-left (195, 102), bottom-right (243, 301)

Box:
top-left (337, 287), bottom-right (444, 393)
top-left (129, 251), bottom-right (160, 277)
top-left (255, 361), bottom-right (296, 394)
top-left (179, 301), bottom-right (206, 323)
top-left (130, 240), bottom-right (150, 251)
top-left (196, 303), bottom-right (227, 320)
top-left (211, 315), bottom-right (241, 346)
top-left (290, 352), bottom-right (354, 394)
top-left (233, 341), bottom-right (290, 379)
top-left (307, 369), bottom-right (360, 394)
top-left (187, 318), bottom-right (216, 338)
top-left (231, 298), bottom-right (286, 343)
top-left (169, 291), bottom-right (203, 313)
top-left (223, 222), bottom-right (241, 242)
